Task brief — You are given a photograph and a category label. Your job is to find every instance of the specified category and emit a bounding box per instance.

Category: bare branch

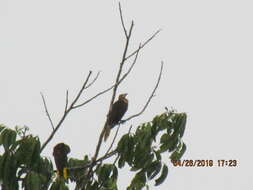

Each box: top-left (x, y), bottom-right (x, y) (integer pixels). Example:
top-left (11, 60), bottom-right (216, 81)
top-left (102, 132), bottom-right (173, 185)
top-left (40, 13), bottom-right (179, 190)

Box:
top-left (109, 21), bottom-right (134, 109)
top-left (105, 124), bottom-right (121, 156)
top-left (123, 61), bottom-right (164, 122)
top-left (72, 46), bottom-right (140, 109)
top-left (40, 92), bottom-right (55, 130)
top-left (72, 35), bottom-right (153, 110)
top-left (40, 71), bottom-right (94, 153)
top-left (92, 21), bottom-right (134, 163)
top-left (84, 71), bottom-right (100, 89)
top-left (128, 125), bottom-right (133, 134)
top-left (125, 29), bottom-right (161, 61)
top-left (69, 71), bottom-right (92, 108)
top-left (86, 14), bottom-right (135, 187)
top-left (64, 90), bottom-right (69, 113)
top-left (119, 2), bottom-right (127, 38)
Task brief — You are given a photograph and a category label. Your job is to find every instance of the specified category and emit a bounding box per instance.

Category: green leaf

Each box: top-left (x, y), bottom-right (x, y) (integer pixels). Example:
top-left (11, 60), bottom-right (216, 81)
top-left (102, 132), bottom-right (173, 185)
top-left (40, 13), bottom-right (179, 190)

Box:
top-left (170, 143), bottom-right (187, 161)
top-left (0, 128), bottom-right (16, 151)
top-left (111, 166), bottom-right (118, 180)
top-left (160, 133), bottom-right (170, 144)
top-left (118, 156), bottom-right (125, 168)
top-left (97, 164), bottom-right (113, 183)
top-left (155, 164), bottom-right (168, 186)
top-left (129, 170), bottom-right (146, 190)
top-left (24, 172), bottom-right (41, 190)
top-left (146, 160), bottom-right (162, 180)
top-left (50, 178), bottom-right (69, 190)
top-left (15, 136), bottom-right (41, 167)
top-left (179, 113), bottom-right (187, 137)
top-left (2, 153), bottom-right (18, 189)
top-left (154, 150), bottom-right (161, 161)
top-left (117, 134), bottom-right (130, 154)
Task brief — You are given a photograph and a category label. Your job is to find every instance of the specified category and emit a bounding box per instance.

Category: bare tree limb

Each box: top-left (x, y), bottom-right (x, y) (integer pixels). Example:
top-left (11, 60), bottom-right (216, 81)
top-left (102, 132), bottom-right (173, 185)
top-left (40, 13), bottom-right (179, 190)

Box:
top-left (122, 61), bottom-right (164, 123)
top-left (105, 124), bottom-right (121, 156)
top-left (125, 29), bottom-right (161, 61)
top-left (72, 29), bottom-right (160, 109)
top-left (40, 92), bottom-right (55, 130)
top-left (92, 21), bottom-right (134, 163)
top-left (109, 21), bottom-right (134, 109)
top-left (84, 9), bottom-right (136, 188)
top-left (72, 45), bottom-right (140, 110)
top-left (40, 71), bottom-right (94, 153)
top-left (84, 71), bottom-right (100, 89)
top-left (69, 71), bottom-right (92, 108)
top-left (64, 90), bottom-right (69, 113)
top-left (119, 2), bottom-right (127, 38)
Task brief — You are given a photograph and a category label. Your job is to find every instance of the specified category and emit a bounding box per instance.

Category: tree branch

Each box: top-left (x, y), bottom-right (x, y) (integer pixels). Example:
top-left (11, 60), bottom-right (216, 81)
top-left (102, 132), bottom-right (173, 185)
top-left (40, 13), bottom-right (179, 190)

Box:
top-left (119, 2), bottom-right (127, 38)
top-left (40, 71), bottom-right (95, 153)
top-left (40, 92), bottom-right (55, 130)
top-left (105, 124), bottom-right (121, 156)
top-left (122, 61), bottom-right (164, 123)
top-left (125, 29), bottom-right (161, 62)
top-left (72, 45), bottom-right (140, 110)
top-left (64, 90), bottom-right (69, 113)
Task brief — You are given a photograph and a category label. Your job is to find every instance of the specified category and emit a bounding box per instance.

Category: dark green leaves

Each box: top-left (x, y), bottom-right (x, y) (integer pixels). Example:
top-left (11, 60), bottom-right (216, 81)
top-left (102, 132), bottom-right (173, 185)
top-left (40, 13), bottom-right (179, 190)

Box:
top-left (95, 164), bottom-right (118, 190)
top-left (0, 125), bottom-right (17, 151)
top-left (117, 110), bottom-right (187, 189)
top-left (0, 109), bottom-right (187, 190)
top-left (170, 142), bottom-right (187, 161)
top-left (50, 178), bottom-right (69, 190)
top-left (0, 125), bottom-right (53, 190)
top-left (155, 164), bottom-right (168, 186)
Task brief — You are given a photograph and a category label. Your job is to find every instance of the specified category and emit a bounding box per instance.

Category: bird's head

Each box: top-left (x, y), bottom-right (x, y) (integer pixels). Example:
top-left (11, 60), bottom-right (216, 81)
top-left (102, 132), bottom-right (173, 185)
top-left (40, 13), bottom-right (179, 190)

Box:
top-left (118, 93), bottom-right (128, 100)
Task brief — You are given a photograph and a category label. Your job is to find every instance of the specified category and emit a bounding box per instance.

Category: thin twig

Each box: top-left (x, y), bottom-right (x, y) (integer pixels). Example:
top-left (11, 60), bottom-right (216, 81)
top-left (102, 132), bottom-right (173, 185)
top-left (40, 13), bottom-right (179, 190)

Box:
top-left (128, 125), bottom-right (133, 134)
top-left (85, 71), bottom-right (100, 89)
top-left (40, 92), bottom-right (55, 130)
top-left (125, 29), bottom-right (161, 61)
top-left (72, 34), bottom-right (155, 110)
top-left (105, 124), bottom-right (121, 156)
top-left (72, 46), bottom-right (139, 110)
top-left (119, 2), bottom-right (127, 38)
top-left (123, 61), bottom-right (164, 123)
top-left (69, 71), bottom-right (92, 108)
top-left (40, 71), bottom-right (93, 153)
top-left (109, 21), bottom-right (134, 109)
top-left (64, 90), bottom-right (69, 113)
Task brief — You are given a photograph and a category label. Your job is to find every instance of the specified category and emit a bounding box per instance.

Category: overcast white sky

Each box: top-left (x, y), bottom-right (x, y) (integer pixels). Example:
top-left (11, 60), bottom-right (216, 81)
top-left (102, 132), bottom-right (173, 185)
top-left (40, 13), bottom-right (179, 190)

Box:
top-left (1, 0), bottom-right (252, 189)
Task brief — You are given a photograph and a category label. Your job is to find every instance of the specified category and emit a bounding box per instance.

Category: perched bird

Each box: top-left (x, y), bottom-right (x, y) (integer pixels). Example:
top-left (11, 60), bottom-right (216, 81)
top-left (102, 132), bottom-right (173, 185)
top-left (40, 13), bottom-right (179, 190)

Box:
top-left (53, 143), bottom-right (70, 178)
top-left (104, 93), bottom-right (128, 141)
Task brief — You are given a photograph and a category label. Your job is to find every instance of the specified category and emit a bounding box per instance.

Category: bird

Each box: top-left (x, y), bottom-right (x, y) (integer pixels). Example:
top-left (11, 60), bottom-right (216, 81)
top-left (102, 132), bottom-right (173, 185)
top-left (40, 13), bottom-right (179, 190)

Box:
top-left (53, 143), bottom-right (70, 179)
top-left (104, 93), bottom-right (128, 141)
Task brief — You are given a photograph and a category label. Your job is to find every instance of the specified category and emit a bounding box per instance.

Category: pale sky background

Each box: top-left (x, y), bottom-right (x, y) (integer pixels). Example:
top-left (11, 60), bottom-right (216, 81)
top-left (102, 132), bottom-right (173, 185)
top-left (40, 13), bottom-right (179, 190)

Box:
top-left (0, 0), bottom-right (252, 189)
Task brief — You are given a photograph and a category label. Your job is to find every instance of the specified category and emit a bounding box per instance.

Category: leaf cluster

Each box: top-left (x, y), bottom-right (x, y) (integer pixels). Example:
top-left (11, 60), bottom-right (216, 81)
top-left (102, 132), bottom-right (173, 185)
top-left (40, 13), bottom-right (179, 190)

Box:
top-left (116, 110), bottom-right (187, 190)
top-left (0, 125), bottom-right (53, 190)
top-left (0, 110), bottom-right (187, 190)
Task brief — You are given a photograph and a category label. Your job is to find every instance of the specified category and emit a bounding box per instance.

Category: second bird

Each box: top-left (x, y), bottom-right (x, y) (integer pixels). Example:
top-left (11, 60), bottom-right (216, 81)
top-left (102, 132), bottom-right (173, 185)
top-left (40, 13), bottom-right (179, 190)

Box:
top-left (104, 93), bottom-right (128, 141)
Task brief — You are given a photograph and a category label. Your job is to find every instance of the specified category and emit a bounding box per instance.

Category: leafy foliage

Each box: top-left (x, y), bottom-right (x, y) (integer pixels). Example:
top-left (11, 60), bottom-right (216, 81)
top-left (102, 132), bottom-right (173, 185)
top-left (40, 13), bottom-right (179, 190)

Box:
top-left (116, 110), bottom-right (187, 190)
top-left (0, 125), bottom-right (53, 190)
top-left (0, 110), bottom-right (187, 189)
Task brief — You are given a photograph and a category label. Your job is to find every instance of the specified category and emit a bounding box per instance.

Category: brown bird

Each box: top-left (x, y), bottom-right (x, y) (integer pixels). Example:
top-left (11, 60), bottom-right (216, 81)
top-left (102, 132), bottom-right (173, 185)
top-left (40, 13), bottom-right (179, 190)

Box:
top-left (104, 93), bottom-right (128, 141)
top-left (53, 143), bottom-right (70, 178)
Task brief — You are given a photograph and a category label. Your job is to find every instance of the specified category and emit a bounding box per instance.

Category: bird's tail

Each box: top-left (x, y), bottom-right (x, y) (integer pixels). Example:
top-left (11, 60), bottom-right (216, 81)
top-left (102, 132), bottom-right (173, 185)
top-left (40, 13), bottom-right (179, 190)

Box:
top-left (104, 124), bottom-right (111, 141)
